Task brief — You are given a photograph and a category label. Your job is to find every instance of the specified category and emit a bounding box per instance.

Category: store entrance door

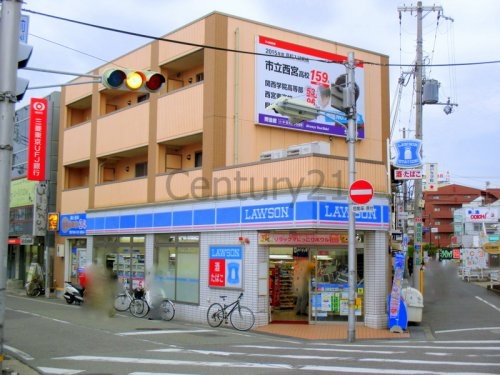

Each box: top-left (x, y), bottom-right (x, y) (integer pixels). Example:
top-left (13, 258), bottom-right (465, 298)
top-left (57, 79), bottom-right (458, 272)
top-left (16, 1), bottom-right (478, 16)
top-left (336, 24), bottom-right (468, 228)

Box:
top-left (269, 247), bottom-right (313, 323)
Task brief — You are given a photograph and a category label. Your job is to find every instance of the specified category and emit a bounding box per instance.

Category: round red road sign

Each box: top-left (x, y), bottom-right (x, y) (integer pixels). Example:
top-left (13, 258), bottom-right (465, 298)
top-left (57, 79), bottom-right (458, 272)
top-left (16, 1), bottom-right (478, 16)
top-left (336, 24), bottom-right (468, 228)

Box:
top-left (349, 179), bottom-right (374, 205)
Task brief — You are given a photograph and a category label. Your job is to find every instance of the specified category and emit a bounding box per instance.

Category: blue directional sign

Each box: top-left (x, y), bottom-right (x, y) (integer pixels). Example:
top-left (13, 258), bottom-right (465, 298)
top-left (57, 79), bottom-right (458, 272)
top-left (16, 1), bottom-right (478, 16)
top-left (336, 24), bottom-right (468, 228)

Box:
top-left (392, 139), bottom-right (422, 168)
top-left (20, 15), bottom-right (29, 43)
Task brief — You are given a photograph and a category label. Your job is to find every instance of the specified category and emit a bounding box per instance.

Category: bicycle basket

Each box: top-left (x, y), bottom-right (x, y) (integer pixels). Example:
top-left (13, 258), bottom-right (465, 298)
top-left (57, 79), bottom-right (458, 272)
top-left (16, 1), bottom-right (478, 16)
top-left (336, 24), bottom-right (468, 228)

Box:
top-left (134, 288), bottom-right (144, 298)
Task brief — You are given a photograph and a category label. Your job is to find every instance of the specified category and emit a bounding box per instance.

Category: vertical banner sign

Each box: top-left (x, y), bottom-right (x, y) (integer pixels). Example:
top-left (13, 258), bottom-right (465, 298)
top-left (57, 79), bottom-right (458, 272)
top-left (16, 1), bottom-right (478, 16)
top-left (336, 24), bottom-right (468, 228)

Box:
top-left (27, 98), bottom-right (48, 181)
top-left (208, 245), bottom-right (243, 289)
top-left (388, 252), bottom-right (407, 331)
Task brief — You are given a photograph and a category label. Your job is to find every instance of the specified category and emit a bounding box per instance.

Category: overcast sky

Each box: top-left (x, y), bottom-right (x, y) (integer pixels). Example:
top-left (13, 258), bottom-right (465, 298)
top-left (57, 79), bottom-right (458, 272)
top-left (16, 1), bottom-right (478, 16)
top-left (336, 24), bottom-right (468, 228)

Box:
top-left (15, 0), bottom-right (500, 189)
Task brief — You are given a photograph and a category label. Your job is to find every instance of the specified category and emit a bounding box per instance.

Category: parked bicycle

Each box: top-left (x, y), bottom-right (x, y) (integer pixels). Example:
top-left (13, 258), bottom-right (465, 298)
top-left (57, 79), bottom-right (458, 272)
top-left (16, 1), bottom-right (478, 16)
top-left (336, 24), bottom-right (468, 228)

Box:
top-left (206, 292), bottom-right (255, 331)
top-left (113, 287), bottom-right (134, 312)
top-left (127, 288), bottom-right (175, 321)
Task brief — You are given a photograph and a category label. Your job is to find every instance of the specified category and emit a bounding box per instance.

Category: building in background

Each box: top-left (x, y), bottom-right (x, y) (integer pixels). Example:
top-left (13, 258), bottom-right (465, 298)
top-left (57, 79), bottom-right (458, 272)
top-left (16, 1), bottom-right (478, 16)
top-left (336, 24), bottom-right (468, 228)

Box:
top-left (55, 12), bottom-right (391, 328)
top-left (422, 184), bottom-right (500, 249)
top-left (7, 91), bottom-right (60, 290)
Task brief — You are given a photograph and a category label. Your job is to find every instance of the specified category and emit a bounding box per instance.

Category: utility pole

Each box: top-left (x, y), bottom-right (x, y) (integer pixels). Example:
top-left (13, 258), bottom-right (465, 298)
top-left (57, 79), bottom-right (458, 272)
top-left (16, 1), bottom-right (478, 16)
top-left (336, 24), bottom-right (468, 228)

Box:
top-left (398, 1), bottom-right (443, 294)
top-left (346, 51), bottom-right (357, 343)
top-left (0, 1), bottom-right (23, 372)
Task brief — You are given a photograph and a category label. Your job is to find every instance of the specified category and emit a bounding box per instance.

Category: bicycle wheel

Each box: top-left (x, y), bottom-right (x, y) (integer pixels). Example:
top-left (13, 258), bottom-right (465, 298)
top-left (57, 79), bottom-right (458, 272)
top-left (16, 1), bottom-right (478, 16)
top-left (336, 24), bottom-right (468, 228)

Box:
top-left (114, 294), bottom-right (130, 311)
top-left (230, 305), bottom-right (255, 331)
top-left (206, 303), bottom-right (224, 327)
top-left (129, 298), bottom-right (149, 318)
top-left (159, 299), bottom-right (175, 321)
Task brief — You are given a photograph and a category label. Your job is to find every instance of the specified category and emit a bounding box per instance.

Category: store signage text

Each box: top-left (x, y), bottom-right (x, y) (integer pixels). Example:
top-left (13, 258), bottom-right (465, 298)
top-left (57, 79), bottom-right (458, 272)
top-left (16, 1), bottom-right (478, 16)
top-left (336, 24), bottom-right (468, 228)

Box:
top-left (243, 205), bottom-right (290, 221)
top-left (209, 245), bottom-right (243, 289)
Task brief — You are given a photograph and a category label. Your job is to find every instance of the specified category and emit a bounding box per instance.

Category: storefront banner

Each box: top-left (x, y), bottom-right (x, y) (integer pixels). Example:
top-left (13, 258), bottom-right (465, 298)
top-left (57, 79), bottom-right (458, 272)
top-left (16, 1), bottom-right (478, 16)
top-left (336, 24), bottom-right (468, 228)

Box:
top-left (85, 198), bottom-right (390, 235)
top-left (259, 232), bottom-right (348, 245)
top-left (59, 213), bottom-right (87, 236)
top-left (255, 35), bottom-right (365, 139)
top-left (460, 248), bottom-right (487, 268)
top-left (208, 245), bottom-right (243, 289)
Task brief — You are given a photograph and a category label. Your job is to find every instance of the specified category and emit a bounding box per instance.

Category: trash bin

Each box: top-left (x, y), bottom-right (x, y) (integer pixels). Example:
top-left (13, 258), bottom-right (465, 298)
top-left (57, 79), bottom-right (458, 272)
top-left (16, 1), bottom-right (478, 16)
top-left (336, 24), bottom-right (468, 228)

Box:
top-left (402, 287), bottom-right (423, 323)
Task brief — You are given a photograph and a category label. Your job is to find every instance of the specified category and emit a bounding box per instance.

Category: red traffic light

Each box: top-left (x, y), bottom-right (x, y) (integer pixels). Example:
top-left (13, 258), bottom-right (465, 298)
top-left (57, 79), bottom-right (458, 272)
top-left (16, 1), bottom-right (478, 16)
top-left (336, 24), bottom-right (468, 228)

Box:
top-left (102, 68), bottom-right (165, 93)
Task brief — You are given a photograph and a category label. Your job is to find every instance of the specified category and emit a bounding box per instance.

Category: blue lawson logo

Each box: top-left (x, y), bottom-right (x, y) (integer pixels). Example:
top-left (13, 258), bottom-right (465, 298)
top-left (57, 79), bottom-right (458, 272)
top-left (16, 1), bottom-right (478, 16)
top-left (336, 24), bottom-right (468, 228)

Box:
top-left (392, 139), bottom-right (422, 168)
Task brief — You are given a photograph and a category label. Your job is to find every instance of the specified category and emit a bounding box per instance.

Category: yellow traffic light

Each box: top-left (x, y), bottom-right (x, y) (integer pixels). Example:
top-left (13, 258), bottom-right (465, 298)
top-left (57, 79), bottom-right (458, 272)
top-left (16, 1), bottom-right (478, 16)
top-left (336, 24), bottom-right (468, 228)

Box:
top-left (102, 68), bottom-right (166, 93)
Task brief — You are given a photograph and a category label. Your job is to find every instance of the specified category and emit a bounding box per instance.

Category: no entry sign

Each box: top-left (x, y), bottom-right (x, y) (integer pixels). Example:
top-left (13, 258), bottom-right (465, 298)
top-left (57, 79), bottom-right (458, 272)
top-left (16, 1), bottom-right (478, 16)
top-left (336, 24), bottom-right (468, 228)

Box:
top-left (349, 179), bottom-right (374, 205)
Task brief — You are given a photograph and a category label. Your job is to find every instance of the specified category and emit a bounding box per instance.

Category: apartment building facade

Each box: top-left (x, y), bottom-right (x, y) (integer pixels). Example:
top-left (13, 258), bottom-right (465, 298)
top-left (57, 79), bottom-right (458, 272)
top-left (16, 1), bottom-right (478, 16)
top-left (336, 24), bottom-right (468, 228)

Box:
top-left (422, 184), bottom-right (500, 248)
top-left (55, 12), bottom-right (391, 328)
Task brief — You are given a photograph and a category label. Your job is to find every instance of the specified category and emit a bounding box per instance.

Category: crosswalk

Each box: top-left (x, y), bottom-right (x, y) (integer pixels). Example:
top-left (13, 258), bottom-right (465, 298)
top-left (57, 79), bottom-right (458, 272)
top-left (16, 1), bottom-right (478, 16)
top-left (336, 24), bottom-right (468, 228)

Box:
top-left (35, 332), bottom-right (500, 375)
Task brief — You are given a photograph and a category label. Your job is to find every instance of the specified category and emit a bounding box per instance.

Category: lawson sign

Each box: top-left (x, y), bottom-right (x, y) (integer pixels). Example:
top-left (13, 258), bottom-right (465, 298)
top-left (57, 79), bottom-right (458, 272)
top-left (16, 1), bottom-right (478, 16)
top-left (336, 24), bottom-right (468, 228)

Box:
top-left (392, 139), bottom-right (422, 168)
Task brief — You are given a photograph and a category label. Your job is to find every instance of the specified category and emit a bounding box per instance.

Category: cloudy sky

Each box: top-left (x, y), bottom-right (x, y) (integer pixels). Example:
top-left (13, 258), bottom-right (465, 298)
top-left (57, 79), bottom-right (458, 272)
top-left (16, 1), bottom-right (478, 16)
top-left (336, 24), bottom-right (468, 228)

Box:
top-left (15, 0), bottom-right (500, 189)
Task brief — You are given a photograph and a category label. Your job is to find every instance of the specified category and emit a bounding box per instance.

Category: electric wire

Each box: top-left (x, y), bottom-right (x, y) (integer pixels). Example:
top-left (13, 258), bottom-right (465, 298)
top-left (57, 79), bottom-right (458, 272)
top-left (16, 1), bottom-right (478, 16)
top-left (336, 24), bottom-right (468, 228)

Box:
top-left (22, 8), bottom-right (500, 69)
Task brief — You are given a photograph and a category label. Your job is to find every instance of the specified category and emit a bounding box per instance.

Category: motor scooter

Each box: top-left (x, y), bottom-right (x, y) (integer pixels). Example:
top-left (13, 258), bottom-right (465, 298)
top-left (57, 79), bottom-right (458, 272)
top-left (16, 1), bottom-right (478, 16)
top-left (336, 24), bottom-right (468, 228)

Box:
top-left (25, 262), bottom-right (45, 297)
top-left (63, 281), bottom-right (85, 304)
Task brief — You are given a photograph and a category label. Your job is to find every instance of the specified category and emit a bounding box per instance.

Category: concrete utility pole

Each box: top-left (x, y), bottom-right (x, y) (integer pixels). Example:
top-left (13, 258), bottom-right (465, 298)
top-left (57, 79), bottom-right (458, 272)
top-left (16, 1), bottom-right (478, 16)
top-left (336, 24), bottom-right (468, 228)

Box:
top-left (0, 1), bottom-right (23, 372)
top-left (346, 52), bottom-right (358, 343)
top-left (398, 1), bottom-right (443, 294)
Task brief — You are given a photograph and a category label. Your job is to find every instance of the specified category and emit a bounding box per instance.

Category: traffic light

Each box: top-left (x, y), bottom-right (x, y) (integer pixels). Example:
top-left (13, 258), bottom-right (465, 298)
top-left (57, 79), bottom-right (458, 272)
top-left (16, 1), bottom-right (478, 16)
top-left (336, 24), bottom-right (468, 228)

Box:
top-left (330, 74), bottom-right (360, 114)
top-left (16, 42), bottom-right (33, 101)
top-left (102, 68), bottom-right (166, 93)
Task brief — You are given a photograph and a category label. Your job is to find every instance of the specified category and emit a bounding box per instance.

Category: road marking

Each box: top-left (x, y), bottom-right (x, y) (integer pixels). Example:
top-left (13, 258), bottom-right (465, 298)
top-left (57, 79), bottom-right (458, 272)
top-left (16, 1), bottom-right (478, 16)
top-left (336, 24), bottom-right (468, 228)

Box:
top-left (435, 327), bottom-right (500, 334)
top-left (55, 355), bottom-right (292, 369)
top-left (38, 367), bottom-right (83, 374)
top-left (117, 329), bottom-right (215, 336)
top-left (475, 296), bottom-right (500, 312)
top-left (4, 345), bottom-right (34, 360)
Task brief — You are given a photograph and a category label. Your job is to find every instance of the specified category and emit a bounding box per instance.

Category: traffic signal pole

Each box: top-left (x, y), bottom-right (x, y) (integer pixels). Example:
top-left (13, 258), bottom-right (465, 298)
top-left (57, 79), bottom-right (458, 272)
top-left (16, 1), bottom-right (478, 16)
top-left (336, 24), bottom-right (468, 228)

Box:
top-left (346, 52), bottom-right (358, 343)
top-left (0, 1), bottom-right (23, 371)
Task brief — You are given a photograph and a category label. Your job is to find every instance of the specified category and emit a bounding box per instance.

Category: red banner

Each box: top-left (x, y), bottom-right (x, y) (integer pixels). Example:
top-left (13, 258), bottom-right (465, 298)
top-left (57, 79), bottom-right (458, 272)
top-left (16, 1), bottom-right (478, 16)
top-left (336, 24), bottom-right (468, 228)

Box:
top-left (27, 98), bottom-right (48, 181)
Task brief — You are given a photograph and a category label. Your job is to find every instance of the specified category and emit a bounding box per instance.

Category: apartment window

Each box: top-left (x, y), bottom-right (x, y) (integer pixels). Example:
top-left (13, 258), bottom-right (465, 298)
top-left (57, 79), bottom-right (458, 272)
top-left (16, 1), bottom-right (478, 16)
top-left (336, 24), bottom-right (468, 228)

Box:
top-left (194, 151), bottom-right (202, 167)
top-left (196, 73), bottom-right (204, 82)
top-left (135, 162), bottom-right (147, 177)
top-left (138, 94), bottom-right (149, 103)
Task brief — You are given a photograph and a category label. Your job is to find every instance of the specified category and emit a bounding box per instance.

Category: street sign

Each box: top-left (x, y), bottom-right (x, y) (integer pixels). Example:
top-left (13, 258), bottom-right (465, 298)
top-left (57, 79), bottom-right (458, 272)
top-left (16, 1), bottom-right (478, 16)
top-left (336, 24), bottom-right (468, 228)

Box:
top-left (20, 15), bottom-right (30, 43)
top-left (349, 179), bottom-right (374, 205)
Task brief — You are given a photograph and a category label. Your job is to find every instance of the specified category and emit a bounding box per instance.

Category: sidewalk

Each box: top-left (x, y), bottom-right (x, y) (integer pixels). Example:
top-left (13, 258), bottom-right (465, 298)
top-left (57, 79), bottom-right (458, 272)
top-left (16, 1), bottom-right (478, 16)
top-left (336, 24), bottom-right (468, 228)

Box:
top-left (2, 355), bottom-right (41, 375)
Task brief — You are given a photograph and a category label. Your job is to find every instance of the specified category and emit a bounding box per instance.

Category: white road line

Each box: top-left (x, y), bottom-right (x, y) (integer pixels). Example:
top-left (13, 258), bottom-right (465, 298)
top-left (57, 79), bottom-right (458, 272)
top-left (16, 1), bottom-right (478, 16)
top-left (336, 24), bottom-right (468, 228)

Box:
top-left (37, 367), bottom-right (84, 374)
top-left (4, 345), bottom-right (34, 360)
top-left (435, 327), bottom-right (500, 334)
top-left (475, 296), bottom-right (500, 312)
top-left (55, 355), bottom-right (292, 369)
top-left (117, 329), bottom-right (215, 336)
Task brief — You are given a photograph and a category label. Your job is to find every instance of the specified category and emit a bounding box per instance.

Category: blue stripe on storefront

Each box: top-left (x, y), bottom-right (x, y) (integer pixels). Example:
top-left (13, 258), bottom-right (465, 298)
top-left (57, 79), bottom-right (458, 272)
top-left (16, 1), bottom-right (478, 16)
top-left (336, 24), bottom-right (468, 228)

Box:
top-left (63, 199), bottom-right (390, 236)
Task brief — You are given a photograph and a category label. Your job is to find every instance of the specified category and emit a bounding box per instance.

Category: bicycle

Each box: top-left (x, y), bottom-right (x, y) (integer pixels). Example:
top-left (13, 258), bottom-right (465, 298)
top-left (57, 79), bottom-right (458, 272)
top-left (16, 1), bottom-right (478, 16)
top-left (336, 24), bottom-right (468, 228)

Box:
top-left (129, 289), bottom-right (175, 321)
top-left (206, 292), bottom-right (255, 331)
top-left (114, 287), bottom-right (134, 312)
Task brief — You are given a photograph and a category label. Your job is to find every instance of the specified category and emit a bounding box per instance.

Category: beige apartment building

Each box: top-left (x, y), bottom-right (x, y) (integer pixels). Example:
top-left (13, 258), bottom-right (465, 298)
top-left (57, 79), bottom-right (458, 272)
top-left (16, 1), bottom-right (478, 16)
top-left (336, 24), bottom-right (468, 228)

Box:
top-left (55, 12), bottom-right (391, 328)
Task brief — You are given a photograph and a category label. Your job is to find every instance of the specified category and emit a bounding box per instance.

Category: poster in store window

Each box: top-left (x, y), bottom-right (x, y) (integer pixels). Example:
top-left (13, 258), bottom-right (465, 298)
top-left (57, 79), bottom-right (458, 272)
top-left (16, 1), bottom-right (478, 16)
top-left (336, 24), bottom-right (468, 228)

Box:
top-left (209, 245), bottom-right (243, 289)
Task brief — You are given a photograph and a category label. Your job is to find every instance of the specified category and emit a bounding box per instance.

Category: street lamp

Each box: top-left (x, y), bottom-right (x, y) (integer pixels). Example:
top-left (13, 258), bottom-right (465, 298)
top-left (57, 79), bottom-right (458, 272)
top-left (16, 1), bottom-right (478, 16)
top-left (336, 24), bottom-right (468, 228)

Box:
top-left (267, 52), bottom-right (359, 342)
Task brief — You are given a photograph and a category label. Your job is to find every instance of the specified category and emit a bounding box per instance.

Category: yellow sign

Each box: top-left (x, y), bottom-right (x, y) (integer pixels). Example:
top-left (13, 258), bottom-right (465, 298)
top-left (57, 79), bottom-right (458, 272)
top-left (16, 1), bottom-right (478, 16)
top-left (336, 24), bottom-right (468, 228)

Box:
top-left (47, 212), bottom-right (59, 231)
top-left (482, 242), bottom-right (500, 254)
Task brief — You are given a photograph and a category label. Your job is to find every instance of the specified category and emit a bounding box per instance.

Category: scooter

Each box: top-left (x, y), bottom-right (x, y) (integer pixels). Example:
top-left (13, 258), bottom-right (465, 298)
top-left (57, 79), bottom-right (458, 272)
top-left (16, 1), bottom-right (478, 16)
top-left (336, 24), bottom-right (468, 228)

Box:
top-left (25, 279), bottom-right (45, 297)
top-left (63, 281), bottom-right (85, 305)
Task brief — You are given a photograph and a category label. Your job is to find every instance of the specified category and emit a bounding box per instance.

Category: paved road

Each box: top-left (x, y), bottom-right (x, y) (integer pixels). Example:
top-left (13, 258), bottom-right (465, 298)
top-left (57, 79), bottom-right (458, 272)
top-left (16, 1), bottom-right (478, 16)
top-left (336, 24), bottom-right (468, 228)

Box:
top-left (2, 258), bottom-right (500, 374)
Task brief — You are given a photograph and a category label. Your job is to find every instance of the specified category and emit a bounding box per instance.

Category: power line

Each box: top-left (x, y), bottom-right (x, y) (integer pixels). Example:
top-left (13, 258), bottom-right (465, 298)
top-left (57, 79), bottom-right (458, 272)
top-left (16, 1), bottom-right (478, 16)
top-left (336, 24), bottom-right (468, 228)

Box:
top-left (23, 8), bottom-right (500, 69)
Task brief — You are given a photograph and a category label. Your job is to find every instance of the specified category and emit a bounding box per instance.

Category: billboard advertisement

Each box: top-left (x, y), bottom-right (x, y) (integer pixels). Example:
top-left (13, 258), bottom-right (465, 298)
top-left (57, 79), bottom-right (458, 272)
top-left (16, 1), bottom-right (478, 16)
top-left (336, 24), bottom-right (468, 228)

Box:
top-left (255, 36), bottom-right (365, 139)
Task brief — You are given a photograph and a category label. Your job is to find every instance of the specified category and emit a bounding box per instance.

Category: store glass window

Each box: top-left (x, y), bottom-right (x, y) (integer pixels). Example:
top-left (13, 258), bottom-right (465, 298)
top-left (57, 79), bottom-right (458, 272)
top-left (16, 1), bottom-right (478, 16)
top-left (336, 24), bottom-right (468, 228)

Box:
top-left (155, 234), bottom-right (200, 304)
top-left (93, 235), bottom-right (145, 290)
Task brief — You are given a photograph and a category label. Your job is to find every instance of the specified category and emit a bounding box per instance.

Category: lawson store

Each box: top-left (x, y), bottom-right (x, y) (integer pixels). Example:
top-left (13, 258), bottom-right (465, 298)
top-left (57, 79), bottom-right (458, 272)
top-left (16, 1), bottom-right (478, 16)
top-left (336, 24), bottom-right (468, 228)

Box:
top-left (57, 190), bottom-right (391, 328)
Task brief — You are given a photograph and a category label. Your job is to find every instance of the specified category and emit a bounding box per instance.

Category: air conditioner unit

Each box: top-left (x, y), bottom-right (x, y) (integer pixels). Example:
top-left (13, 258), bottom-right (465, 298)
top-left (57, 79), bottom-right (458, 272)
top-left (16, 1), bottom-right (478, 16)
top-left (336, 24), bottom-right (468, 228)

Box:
top-left (286, 141), bottom-right (330, 157)
top-left (259, 149), bottom-right (287, 161)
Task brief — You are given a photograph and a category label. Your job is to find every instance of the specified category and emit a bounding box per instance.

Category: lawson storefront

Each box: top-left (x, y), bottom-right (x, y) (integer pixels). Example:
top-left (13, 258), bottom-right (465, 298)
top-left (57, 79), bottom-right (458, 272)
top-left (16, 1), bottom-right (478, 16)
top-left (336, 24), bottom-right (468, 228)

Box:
top-left (57, 191), bottom-right (391, 328)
